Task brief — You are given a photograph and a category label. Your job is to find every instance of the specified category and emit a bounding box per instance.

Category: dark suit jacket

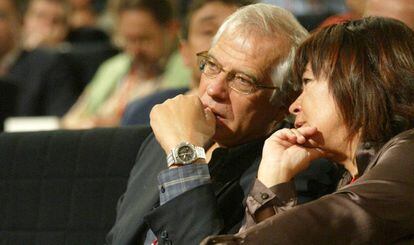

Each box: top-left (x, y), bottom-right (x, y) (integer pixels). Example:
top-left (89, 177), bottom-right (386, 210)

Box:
top-left (5, 49), bottom-right (78, 116)
top-left (106, 131), bottom-right (339, 245)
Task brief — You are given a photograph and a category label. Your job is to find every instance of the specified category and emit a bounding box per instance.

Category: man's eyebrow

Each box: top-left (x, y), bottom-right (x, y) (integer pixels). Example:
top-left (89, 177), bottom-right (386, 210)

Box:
top-left (208, 53), bottom-right (260, 82)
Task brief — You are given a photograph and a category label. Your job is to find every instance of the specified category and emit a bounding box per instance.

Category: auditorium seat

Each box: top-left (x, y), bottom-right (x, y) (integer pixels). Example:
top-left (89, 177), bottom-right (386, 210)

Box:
top-left (0, 126), bottom-right (151, 244)
top-left (0, 78), bottom-right (19, 131)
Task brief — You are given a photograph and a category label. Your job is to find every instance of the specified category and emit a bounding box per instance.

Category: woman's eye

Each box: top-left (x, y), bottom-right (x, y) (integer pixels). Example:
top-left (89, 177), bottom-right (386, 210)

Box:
top-left (302, 78), bottom-right (312, 84)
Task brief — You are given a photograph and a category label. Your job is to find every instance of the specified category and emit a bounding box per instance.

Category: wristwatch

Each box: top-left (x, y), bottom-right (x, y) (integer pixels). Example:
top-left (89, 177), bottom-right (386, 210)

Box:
top-left (166, 142), bottom-right (206, 167)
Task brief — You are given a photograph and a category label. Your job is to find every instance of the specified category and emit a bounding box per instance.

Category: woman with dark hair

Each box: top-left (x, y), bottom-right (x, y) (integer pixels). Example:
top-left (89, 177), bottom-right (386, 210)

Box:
top-left (202, 17), bottom-right (414, 244)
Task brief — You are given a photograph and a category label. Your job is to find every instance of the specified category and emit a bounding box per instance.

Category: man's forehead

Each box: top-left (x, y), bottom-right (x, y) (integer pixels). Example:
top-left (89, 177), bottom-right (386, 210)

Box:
top-left (210, 32), bottom-right (287, 76)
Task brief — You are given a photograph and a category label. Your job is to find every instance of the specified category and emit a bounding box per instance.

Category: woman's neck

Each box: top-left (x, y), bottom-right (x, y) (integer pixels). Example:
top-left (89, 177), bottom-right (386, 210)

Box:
top-left (343, 158), bottom-right (358, 178)
top-left (342, 136), bottom-right (361, 177)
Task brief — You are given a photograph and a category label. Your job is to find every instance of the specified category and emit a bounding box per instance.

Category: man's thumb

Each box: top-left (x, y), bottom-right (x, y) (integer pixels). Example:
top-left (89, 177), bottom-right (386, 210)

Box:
top-left (204, 107), bottom-right (216, 126)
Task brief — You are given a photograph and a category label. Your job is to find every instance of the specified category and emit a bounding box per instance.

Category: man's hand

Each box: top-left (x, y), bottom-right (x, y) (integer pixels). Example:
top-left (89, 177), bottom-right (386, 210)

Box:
top-left (150, 95), bottom-right (216, 154)
top-left (257, 126), bottom-right (328, 187)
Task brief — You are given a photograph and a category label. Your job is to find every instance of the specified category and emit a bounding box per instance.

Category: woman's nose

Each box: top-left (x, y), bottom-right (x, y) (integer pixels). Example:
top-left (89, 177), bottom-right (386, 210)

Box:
top-left (289, 96), bottom-right (302, 115)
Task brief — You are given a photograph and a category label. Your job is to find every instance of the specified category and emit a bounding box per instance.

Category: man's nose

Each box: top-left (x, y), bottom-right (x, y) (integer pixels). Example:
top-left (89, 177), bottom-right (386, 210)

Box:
top-left (206, 73), bottom-right (229, 101)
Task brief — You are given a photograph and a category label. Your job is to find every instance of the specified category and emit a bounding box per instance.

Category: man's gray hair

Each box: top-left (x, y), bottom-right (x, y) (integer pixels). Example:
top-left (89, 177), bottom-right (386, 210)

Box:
top-left (212, 3), bottom-right (308, 108)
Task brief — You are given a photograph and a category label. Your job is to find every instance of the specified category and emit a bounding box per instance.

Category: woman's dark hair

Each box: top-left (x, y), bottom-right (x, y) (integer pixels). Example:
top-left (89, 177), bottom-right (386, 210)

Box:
top-left (292, 17), bottom-right (414, 144)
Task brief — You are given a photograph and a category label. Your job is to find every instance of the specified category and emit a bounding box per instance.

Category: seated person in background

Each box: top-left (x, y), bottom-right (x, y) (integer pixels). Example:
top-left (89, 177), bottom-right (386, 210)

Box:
top-left (0, 0), bottom-right (78, 116)
top-left (106, 4), bottom-right (338, 245)
top-left (62, 0), bottom-right (177, 129)
top-left (364, 0), bottom-right (414, 30)
top-left (121, 0), bottom-right (250, 126)
top-left (22, 0), bottom-right (70, 50)
top-left (203, 17), bottom-right (414, 244)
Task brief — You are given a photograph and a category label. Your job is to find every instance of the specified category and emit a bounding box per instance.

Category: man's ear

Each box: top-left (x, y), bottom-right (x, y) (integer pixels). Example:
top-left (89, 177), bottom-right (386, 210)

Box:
top-left (166, 19), bottom-right (180, 40)
top-left (179, 39), bottom-right (192, 68)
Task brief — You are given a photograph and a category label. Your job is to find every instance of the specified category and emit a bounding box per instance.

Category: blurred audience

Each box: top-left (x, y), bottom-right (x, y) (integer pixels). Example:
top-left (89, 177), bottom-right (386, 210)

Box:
top-left (62, 0), bottom-right (177, 129)
top-left (22, 0), bottom-right (70, 50)
top-left (122, 0), bottom-right (251, 126)
top-left (0, 0), bottom-right (78, 117)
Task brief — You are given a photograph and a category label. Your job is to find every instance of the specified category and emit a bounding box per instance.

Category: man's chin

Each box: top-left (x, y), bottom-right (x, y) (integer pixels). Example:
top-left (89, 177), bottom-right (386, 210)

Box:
top-left (212, 125), bottom-right (239, 147)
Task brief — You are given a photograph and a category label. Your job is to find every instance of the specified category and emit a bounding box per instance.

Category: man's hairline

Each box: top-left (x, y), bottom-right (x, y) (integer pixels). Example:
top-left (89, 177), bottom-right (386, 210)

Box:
top-left (213, 29), bottom-right (293, 78)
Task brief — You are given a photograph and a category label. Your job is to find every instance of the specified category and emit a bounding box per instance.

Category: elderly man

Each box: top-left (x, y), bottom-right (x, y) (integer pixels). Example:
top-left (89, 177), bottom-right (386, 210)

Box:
top-left (106, 3), bottom-right (337, 245)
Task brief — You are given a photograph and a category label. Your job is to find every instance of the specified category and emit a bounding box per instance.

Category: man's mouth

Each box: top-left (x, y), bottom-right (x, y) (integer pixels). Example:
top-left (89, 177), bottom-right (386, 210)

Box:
top-left (209, 108), bottom-right (225, 120)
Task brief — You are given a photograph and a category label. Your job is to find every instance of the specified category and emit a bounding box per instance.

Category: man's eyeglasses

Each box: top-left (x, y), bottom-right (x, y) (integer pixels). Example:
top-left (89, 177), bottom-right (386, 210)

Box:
top-left (196, 51), bottom-right (278, 95)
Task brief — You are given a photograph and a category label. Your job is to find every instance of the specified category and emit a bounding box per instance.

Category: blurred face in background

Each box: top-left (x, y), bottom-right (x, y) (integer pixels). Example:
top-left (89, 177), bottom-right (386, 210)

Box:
top-left (23, 0), bottom-right (68, 48)
top-left (118, 9), bottom-right (171, 75)
top-left (364, 0), bottom-right (414, 30)
top-left (180, 2), bottom-right (239, 86)
top-left (69, 0), bottom-right (92, 9)
top-left (0, 0), bottom-right (19, 58)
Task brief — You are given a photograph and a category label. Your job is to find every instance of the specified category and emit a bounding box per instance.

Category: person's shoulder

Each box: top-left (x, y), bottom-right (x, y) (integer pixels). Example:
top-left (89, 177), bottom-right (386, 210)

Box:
top-left (99, 52), bottom-right (131, 69)
top-left (372, 128), bottom-right (414, 169)
top-left (122, 88), bottom-right (189, 126)
top-left (16, 48), bottom-right (59, 66)
top-left (132, 87), bottom-right (189, 107)
top-left (383, 128), bottom-right (414, 151)
top-left (395, 128), bottom-right (414, 140)
top-left (90, 53), bottom-right (131, 84)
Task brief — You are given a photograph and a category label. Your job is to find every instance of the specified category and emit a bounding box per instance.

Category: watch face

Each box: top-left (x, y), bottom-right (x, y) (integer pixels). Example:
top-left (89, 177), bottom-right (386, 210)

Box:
top-left (177, 145), bottom-right (195, 163)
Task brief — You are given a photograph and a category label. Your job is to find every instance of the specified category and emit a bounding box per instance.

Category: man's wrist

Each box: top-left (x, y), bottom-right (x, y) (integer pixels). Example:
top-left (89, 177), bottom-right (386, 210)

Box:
top-left (166, 142), bottom-right (206, 167)
top-left (168, 159), bottom-right (207, 168)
